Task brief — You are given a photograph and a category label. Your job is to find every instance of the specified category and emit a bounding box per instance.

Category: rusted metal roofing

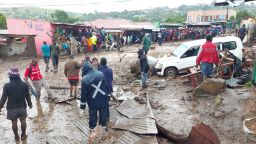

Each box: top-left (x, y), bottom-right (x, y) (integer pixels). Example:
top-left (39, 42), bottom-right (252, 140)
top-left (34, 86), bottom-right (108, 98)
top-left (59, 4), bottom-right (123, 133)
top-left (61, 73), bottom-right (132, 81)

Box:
top-left (186, 123), bottom-right (221, 144)
top-left (0, 34), bottom-right (36, 38)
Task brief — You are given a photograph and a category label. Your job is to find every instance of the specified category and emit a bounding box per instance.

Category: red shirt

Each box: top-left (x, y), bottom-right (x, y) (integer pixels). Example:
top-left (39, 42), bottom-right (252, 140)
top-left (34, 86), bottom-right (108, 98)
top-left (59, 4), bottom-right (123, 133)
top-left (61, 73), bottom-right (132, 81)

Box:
top-left (24, 64), bottom-right (43, 81)
top-left (196, 41), bottom-right (219, 66)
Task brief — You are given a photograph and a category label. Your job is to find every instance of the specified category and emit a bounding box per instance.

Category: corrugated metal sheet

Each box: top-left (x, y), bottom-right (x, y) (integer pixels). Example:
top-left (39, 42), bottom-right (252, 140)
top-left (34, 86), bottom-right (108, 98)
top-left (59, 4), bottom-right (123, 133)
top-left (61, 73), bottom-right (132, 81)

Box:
top-left (109, 130), bottom-right (158, 144)
top-left (73, 117), bottom-right (91, 138)
top-left (116, 131), bottom-right (141, 144)
top-left (55, 136), bottom-right (74, 144)
top-left (116, 99), bottom-right (154, 119)
top-left (113, 117), bottom-right (158, 134)
top-left (109, 107), bottom-right (123, 123)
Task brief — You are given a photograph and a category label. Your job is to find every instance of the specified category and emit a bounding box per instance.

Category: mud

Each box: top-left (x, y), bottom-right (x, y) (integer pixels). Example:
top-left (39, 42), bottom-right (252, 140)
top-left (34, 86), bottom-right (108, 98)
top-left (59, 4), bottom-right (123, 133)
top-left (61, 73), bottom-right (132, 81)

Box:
top-left (0, 43), bottom-right (255, 144)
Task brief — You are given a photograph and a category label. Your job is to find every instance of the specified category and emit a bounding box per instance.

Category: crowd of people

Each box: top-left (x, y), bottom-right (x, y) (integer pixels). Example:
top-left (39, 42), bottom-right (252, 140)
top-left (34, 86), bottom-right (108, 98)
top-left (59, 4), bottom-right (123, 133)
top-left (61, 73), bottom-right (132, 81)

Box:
top-left (51, 24), bottom-right (226, 56)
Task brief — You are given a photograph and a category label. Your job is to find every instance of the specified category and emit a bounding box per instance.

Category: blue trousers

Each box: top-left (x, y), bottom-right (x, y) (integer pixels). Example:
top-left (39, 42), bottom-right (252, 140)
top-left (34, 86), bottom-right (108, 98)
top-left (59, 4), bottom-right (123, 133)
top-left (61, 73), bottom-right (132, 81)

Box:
top-left (88, 107), bottom-right (108, 129)
top-left (141, 73), bottom-right (148, 87)
top-left (201, 62), bottom-right (213, 80)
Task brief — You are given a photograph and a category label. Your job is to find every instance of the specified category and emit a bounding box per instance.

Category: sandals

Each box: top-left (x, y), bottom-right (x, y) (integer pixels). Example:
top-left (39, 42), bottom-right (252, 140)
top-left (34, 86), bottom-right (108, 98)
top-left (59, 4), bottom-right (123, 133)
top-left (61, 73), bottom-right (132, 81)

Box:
top-left (21, 134), bottom-right (28, 141)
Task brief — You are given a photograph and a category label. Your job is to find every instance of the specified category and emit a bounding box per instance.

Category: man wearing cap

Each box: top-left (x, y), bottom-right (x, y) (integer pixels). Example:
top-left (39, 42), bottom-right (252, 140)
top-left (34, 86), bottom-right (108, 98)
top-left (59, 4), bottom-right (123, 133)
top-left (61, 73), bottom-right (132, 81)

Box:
top-left (0, 68), bottom-right (32, 141)
top-left (24, 58), bottom-right (53, 101)
top-left (80, 62), bottom-right (111, 132)
top-left (196, 35), bottom-right (219, 80)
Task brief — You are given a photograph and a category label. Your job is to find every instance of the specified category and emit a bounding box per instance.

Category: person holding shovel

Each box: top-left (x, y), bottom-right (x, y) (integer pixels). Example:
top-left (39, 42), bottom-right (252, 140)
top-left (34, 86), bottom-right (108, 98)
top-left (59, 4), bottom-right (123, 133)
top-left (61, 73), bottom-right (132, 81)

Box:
top-left (0, 67), bottom-right (32, 141)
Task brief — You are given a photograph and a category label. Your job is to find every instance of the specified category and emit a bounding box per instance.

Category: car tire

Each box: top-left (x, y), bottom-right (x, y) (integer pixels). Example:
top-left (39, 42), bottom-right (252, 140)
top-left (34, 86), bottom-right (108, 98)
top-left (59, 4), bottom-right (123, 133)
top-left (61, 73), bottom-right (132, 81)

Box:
top-left (164, 67), bottom-right (178, 78)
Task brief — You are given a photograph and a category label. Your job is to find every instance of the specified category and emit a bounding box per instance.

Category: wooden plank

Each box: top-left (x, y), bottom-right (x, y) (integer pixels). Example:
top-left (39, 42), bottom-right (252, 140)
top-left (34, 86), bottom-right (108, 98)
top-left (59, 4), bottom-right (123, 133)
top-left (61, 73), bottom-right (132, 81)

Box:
top-left (55, 97), bottom-right (77, 104)
top-left (180, 71), bottom-right (201, 79)
top-left (189, 67), bottom-right (198, 74)
top-left (49, 85), bottom-right (81, 90)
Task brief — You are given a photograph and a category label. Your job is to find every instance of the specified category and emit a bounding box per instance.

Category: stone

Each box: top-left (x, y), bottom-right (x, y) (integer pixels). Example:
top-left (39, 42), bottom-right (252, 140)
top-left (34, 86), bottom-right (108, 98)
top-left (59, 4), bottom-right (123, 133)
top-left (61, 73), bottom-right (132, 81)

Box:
top-left (193, 78), bottom-right (226, 97)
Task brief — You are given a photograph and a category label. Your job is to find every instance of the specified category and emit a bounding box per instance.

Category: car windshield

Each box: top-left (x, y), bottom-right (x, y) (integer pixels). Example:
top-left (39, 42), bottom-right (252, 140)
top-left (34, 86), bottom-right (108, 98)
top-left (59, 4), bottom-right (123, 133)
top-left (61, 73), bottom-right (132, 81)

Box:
top-left (172, 44), bottom-right (189, 57)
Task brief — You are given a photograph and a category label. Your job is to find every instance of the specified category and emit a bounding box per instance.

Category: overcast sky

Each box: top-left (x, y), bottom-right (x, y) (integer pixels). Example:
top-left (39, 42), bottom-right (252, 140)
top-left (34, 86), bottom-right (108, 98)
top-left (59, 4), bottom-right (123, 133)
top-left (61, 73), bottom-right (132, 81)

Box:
top-left (0, 0), bottom-right (255, 13)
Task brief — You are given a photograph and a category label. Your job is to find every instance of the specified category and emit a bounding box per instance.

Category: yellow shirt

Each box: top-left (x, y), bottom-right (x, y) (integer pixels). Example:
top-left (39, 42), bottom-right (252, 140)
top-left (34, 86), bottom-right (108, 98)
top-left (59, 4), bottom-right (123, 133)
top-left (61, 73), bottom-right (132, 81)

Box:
top-left (91, 35), bottom-right (97, 45)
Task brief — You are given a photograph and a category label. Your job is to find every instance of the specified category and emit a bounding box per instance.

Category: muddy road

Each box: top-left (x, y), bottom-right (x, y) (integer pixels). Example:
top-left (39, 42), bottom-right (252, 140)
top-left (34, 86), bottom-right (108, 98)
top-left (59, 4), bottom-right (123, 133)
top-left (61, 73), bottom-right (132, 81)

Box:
top-left (0, 43), bottom-right (255, 144)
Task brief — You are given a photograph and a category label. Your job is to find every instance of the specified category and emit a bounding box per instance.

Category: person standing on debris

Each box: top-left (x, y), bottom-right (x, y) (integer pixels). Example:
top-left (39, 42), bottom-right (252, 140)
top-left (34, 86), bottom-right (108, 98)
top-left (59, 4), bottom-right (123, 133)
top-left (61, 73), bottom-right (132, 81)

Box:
top-left (99, 58), bottom-right (113, 93)
top-left (51, 41), bottom-right (60, 73)
top-left (64, 55), bottom-right (82, 97)
top-left (80, 62), bottom-right (111, 132)
top-left (24, 58), bottom-right (53, 101)
top-left (41, 41), bottom-right (51, 72)
top-left (99, 57), bottom-right (113, 120)
top-left (141, 33), bottom-right (151, 55)
top-left (138, 49), bottom-right (149, 91)
top-left (238, 24), bottom-right (247, 41)
top-left (196, 35), bottom-right (219, 80)
top-left (0, 68), bottom-right (32, 141)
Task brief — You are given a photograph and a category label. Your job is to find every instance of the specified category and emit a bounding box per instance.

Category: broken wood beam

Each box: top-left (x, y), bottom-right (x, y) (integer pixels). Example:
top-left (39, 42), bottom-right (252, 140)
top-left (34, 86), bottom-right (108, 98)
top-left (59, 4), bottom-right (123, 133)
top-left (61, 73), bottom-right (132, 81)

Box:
top-left (55, 97), bottom-right (77, 104)
top-left (49, 85), bottom-right (81, 89)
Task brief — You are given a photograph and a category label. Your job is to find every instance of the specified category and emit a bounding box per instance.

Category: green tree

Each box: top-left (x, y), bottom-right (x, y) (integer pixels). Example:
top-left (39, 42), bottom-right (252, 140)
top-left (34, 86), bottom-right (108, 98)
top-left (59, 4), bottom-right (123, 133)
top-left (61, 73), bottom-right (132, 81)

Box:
top-left (229, 16), bottom-right (235, 21)
top-left (236, 10), bottom-right (251, 20)
top-left (0, 13), bottom-right (7, 29)
top-left (51, 10), bottom-right (80, 23)
top-left (164, 15), bottom-right (186, 23)
top-left (51, 10), bottom-right (69, 23)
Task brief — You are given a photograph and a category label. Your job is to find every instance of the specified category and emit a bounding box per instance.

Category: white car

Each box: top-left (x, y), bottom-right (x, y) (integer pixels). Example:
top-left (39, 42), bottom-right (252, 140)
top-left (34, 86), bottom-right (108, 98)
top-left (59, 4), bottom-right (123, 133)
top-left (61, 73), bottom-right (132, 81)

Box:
top-left (154, 36), bottom-right (243, 78)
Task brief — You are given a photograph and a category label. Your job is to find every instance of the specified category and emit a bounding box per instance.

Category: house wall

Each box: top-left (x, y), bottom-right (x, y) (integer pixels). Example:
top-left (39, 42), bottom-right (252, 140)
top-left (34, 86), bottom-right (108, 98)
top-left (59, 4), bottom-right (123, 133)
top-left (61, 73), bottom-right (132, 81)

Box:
top-left (6, 18), bottom-right (53, 56)
top-left (0, 39), bottom-right (26, 57)
top-left (0, 37), bottom-right (37, 58)
top-left (187, 9), bottom-right (237, 24)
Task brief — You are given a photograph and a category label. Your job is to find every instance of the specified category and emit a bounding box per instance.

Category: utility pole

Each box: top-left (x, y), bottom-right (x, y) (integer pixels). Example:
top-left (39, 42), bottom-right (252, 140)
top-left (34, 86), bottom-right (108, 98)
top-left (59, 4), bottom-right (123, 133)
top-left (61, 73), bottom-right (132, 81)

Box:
top-left (226, 6), bottom-right (229, 21)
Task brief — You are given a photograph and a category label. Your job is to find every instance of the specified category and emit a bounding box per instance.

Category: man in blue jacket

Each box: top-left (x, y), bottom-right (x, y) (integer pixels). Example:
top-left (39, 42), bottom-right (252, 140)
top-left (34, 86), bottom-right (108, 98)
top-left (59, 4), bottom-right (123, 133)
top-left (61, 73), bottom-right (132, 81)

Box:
top-left (99, 57), bottom-right (113, 121)
top-left (99, 57), bottom-right (113, 93)
top-left (138, 49), bottom-right (149, 91)
top-left (80, 62), bottom-right (110, 131)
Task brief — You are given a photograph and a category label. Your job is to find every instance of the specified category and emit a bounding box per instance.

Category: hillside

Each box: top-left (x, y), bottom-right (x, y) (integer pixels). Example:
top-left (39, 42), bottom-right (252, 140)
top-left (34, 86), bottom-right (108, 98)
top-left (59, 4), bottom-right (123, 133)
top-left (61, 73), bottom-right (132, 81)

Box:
top-left (0, 3), bottom-right (256, 23)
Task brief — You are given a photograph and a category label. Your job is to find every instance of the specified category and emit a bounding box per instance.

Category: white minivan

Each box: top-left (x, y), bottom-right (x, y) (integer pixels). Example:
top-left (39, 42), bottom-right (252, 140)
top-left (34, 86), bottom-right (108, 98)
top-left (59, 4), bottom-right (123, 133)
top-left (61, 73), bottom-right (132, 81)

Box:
top-left (154, 36), bottom-right (243, 77)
